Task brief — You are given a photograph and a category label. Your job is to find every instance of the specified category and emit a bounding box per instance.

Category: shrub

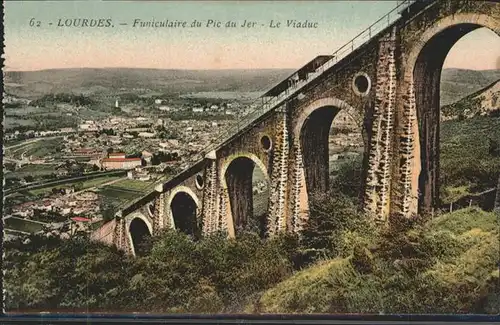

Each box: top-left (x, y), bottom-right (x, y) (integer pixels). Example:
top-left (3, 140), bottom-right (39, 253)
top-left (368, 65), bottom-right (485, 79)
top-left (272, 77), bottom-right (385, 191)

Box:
top-left (300, 192), bottom-right (357, 260)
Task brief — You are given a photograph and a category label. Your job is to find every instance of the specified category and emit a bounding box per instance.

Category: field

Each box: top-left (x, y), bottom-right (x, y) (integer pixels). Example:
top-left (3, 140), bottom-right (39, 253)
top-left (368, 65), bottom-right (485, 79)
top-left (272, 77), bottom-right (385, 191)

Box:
top-left (4, 109), bottom-right (79, 131)
top-left (4, 217), bottom-right (46, 234)
top-left (4, 117), bottom-right (36, 129)
top-left (98, 179), bottom-right (156, 209)
top-left (110, 179), bottom-right (156, 191)
top-left (5, 137), bottom-right (64, 160)
top-left (5, 139), bottom-right (42, 156)
top-left (4, 138), bottom-right (33, 147)
top-left (4, 164), bottom-right (58, 180)
top-left (23, 138), bottom-right (63, 158)
top-left (26, 175), bottom-right (124, 196)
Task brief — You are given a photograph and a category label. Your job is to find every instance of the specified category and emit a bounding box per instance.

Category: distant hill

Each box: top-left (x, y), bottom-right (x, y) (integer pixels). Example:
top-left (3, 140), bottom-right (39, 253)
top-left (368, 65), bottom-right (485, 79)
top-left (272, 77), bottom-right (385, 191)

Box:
top-left (440, 68), bottom-right (500, 106)
top-left (442, 79), bottom-right (500, 119)
top-left (4, 67), bottom-right (499, 103)
top-left (3, 68), bottom-right (295, 99)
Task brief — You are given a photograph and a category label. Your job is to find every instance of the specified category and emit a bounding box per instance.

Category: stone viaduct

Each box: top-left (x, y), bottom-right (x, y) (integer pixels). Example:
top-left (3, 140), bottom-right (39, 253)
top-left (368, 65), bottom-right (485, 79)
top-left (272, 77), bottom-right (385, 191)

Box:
top-left (92, 0), bottom-right (500, 256)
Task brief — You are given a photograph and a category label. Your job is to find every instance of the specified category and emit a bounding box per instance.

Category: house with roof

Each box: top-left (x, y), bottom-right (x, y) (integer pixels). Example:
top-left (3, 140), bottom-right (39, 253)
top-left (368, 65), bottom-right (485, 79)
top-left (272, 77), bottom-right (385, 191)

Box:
top-left (101, 151), bottom-right (142, 170)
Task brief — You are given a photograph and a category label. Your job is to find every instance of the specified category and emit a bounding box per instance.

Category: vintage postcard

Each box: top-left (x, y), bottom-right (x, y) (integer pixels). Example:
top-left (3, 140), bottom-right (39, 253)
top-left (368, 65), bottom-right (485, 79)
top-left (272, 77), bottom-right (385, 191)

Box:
top-left (2, 0), bottom-right (500, 318)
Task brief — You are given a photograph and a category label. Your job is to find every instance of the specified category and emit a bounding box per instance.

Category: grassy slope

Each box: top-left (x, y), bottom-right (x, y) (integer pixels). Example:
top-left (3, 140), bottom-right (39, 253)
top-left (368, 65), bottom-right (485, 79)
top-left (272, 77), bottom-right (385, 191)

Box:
top-left (440, 69), bottom-right (500, 106)
top-left (256, 207), bottom-right (499, 314)
top-left (441, 79), bottom-right (499, 118)
top-left (440, 116), bottom-right (500, 202)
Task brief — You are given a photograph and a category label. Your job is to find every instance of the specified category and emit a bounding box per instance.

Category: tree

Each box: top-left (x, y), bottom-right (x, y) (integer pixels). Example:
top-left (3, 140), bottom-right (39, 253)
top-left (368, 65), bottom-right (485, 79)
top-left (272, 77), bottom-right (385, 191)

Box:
top-left (4, 162), bottom-right (16, 171)
top-left (151, 155), bottom-right (160, 166)
top-left (69, 164), bottom-right (85, 176)
top-left (488, 138), bottom-right (500, 157)
top-left (300, 191), bottom-right (361, 259)
top-left (495, 175), bottom-right (500, 213)
top-left (100, 201), bottom-right (116, 222)
top-left (51, 188), bottom-right (63, 195)
top-left (73, 182), bottom-right (84, 192)
top-left (128, 152), bottom-right (142, 159)
top-left (163, 165), bottom-right (180, 175)
top-left (330, 155), bottom-right (364, 200)
top-left (102, 129), bottom-right (115, 136)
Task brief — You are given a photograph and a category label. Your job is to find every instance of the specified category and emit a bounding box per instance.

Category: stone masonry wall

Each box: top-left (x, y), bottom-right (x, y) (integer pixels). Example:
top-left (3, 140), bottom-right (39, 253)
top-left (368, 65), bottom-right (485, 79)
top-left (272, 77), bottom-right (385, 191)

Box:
top-left (202, 159), bottom-right (219, 235)
top-left (267, 107), bottom-right (289, 236)
top-left (289, 138), bottom-right (308, 233)
top-left (392, 73), bottom-right (420, 219)
top-left (113, 217), bottom-right (131, 255)
top-left (363, 27), bottom-right (397, 222)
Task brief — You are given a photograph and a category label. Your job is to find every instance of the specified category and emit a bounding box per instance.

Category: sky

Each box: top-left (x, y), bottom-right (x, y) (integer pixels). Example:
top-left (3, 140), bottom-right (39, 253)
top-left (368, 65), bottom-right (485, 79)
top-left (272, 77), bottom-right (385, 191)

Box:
top-left (4, 0), bottom-right (500, 71)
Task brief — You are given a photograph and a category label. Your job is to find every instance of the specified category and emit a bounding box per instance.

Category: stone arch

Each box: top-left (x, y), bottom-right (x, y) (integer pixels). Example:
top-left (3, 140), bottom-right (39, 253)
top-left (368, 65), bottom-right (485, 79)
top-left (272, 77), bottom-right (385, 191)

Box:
top-left (220, 153), bottom-right (270, 187)
top-left (294, 97), bottom-right (358, 197)
top-left (293, 97), bottom-right (356, 137)
top-left (220, 153), bottom-right (271, 237)
top-left (405, 13), bottom-right (500, 78)
top-left (166, 186), bottom-right (201, 237)
top-left (398, 12), bottom-right (500, 216)
top-left (126, 212), bottom-right (153, 257)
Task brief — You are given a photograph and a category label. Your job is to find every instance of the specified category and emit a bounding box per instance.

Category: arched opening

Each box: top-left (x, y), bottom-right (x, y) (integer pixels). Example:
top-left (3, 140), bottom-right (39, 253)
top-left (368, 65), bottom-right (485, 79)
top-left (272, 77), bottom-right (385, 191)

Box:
top-left (129, 218), bottom-right (152, 257)
top-left (413, 24), bottom-right (500, 215)
top-left (224, 156), bottom-right (269, 238)
top-left (300, 105), bottom-right (365, 199)
top-left (171, 192), bottom-right (199, 238)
